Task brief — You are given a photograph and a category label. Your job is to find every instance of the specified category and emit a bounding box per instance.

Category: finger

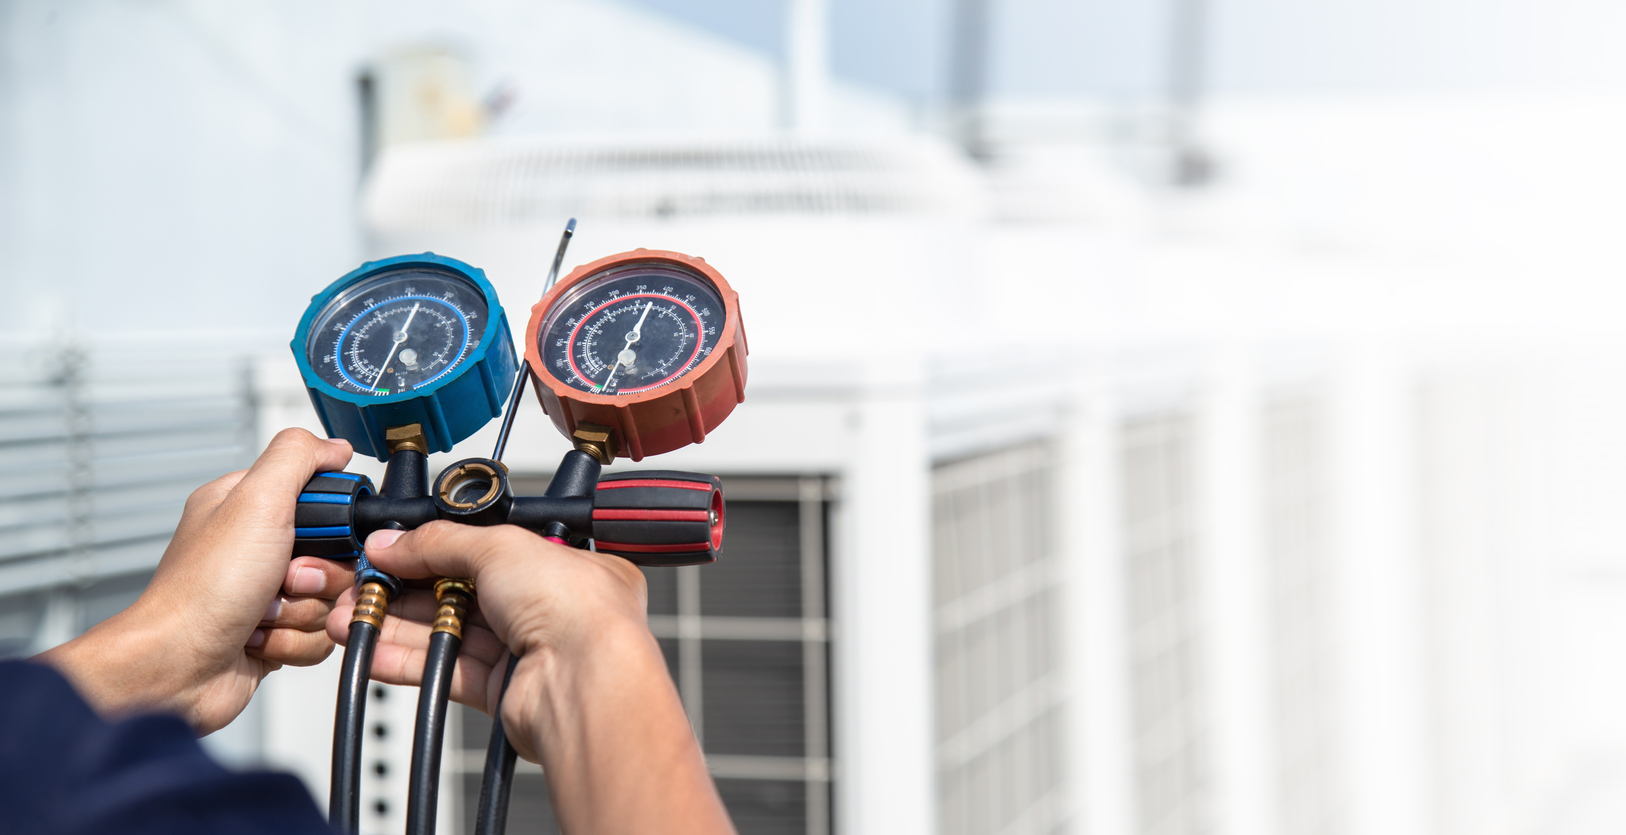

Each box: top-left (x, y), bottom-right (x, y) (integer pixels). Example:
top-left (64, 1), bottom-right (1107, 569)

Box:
top-left (229, 428), bottom-right (354, 511)
top-left (284, 556), bottom-right (355, 600)
top-left (248, 626), bottom-right (336, 667)
top-left (364, 522), bottom-right (555, 582)
top-left (373, 610), bottom-right (508, 669)
top-left (261, 595), bottom-right (334, 632)
top-left (368, 638), bottom-right (496, 710)
top-left (368, 588), bottom-right (494, 632)
top-left (326, 588), bottom-right (448, 643)
top-left (181, 470), bottom-right (248, 517)
top-left (326, 587), bottom-right (369, 645)
top-left (324, 588), bottom-right (499, 656)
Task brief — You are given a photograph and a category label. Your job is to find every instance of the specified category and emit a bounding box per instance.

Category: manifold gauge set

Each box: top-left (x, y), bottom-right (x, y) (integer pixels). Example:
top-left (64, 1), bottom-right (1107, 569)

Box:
top-left (286, 222), bottom-right (747, 835)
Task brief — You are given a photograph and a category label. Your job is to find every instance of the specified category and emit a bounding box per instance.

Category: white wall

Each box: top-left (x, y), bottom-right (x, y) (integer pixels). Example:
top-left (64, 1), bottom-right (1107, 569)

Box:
top-left (0, 0), bottom-right (364, 347)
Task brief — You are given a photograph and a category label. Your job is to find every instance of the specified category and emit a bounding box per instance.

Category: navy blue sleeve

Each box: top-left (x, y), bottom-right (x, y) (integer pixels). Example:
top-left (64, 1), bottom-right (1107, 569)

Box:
top-left (0, 660), bottom-right (334, 835)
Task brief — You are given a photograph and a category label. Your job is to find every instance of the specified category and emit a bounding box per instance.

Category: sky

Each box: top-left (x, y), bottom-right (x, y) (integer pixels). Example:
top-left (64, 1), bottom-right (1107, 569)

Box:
top-left (624, 0), bottom-right (1626, 104)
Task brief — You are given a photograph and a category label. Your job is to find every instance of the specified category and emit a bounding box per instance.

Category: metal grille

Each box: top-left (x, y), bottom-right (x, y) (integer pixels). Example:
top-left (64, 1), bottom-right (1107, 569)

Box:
top-left (932, 443), bottom-right (1067, 835)
top-left (1262, 394), bottom-right (1341, 835)
top-left (1121, 414), bottom-right (1211, 835)
top-left (0, 344), bottom-right (255, 654)
top-left (450, 476), bottom-right (833, 835)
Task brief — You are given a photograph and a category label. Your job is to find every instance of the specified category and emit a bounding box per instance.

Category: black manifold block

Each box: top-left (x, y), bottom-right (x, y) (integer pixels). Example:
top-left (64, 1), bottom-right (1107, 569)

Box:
top-left (291, 469), bottom-right (723, 567)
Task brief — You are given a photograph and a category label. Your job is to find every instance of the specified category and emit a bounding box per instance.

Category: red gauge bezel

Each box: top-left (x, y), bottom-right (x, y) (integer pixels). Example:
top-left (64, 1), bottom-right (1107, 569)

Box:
top-left (523, 249), bottom-right (749, 461)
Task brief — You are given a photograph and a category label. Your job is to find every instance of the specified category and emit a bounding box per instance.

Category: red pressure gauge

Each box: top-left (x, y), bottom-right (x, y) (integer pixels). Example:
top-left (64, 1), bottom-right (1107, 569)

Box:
top-left (524, 250), bottom-right (748, 461)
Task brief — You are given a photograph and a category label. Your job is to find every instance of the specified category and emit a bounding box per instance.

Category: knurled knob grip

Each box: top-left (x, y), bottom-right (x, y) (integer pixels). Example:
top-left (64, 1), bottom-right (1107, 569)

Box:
top-left (591, 471), bottom-right (723, 567)
top-left (293, 471), bottom-right (375, 559)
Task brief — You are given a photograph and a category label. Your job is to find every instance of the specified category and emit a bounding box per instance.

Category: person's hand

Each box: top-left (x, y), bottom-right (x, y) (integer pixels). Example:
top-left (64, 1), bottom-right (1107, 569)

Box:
top-left (327, 522), bottom-right (735, 834)
top-left (324, 522), bottom-right (651, 759)
top-left (37, 428), bottom-right (359, 734)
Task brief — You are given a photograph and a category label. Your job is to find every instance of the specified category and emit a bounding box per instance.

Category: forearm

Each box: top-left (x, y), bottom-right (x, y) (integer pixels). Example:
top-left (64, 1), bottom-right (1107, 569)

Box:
top-left (33, 605), bottom-right (193, 722)
top-left (517, 622), bottom-right (734, 835)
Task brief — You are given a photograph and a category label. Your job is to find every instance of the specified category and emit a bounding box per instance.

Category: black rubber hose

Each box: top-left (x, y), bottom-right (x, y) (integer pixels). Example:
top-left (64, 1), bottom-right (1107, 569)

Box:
top-left (473, 450), bottom-right (601, 833)
top-left (406, 629), bottom-right (462, 835)
top-left (330, 620), bottom-right (379, 834)
top-left (473, 655), bottom-right (522, 835)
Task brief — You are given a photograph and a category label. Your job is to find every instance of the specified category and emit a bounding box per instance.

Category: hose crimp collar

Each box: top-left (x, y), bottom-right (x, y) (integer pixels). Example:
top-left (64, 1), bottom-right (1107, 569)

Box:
top-left (431, 579), bottom-right (475, 639)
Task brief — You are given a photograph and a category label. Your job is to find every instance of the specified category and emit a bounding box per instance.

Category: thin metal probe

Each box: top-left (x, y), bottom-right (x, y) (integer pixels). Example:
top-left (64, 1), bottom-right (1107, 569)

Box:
top-left (544, 217), bottom-right (577, 293)
top-left (492, 218), bottom-right (576, 462)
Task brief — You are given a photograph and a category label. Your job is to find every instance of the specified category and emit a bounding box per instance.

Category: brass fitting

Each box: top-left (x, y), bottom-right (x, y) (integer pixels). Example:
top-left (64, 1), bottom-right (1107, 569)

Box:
top-left (431, 578), bottom-right (476, 639)
top-left (385, 423), bottom-right (429, 455)
top-left (351, 581), bottom-right (390, 629)
top-left (572, 422), bottom-right (618, 465)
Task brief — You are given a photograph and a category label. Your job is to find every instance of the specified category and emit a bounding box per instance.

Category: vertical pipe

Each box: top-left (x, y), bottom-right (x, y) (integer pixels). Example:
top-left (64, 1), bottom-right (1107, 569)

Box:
top-left (946, 0), bottom-right (991, 155)
top-left (1166, 0), bottom-right (1212, 185)
top-left (784, 0), bottom-right (831, 133)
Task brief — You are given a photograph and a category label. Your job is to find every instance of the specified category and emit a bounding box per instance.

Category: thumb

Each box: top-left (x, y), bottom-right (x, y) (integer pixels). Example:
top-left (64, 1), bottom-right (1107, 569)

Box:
top-left (232, 428), bottom-right (354, 502)
top-left (362, 520), bottom-right (530, 582)
top-left (203, 428), bottom-right (354, 593)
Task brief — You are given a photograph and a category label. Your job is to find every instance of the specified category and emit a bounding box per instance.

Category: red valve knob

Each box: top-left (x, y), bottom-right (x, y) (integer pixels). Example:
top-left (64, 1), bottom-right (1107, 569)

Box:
top-left (591, 471), bottom-right (723, 567)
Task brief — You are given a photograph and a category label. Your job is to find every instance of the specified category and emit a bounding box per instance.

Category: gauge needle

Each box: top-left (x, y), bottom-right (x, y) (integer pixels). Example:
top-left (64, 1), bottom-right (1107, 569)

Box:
top-left (628, 300), bottom-right (654, 344)
top-left (371, 302), bottom-right (420, 390)
top-left (599, 302), bottom-right (653, 392)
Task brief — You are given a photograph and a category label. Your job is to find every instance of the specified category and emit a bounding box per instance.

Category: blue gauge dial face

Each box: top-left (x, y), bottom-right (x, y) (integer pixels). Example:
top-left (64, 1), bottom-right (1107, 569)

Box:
top-left (304, 267), bottom-right (488, 396)
top-left (539, 263), bottom-right (726, 395)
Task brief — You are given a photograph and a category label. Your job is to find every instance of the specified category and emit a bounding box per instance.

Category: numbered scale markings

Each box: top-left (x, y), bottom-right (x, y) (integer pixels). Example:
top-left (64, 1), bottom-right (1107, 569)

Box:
top-left (305, 269), bottom-right (487, 396)
top-left (538, 265), bottom-right (726, 395)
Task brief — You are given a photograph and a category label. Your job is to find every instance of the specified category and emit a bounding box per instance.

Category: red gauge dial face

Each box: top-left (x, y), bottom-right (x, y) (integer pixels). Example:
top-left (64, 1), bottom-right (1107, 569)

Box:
top-left (538, 264), bottom-right (727, 395)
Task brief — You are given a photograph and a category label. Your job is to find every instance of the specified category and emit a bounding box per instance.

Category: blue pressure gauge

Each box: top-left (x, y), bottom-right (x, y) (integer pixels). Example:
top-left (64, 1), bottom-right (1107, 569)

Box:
top-left (292, 253), bottom-right (518, 460)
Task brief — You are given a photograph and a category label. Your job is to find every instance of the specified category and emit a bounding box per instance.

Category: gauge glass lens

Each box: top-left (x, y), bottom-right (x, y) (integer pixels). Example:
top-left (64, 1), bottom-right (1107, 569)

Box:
top-left (305, 267), bottom-right (488, 396)
top-left (540, 263), bottom-right (726, 395)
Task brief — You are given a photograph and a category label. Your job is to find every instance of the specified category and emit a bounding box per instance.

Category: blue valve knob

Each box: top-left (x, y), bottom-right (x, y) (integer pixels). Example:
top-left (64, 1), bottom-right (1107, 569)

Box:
top-left (293, 471), bottom-right (375, 559)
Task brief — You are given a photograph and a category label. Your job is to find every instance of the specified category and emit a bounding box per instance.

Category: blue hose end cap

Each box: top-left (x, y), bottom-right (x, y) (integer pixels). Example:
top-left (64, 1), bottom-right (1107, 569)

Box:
top-left (356, 554), bottom-right (405, 600)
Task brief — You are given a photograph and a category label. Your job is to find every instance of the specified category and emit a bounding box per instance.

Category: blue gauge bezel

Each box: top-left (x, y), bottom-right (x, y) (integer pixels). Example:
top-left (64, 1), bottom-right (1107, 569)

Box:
top-left (291, 252), bottom-right (517, 460)
top-left (293, 253), bottom-right (505, 408)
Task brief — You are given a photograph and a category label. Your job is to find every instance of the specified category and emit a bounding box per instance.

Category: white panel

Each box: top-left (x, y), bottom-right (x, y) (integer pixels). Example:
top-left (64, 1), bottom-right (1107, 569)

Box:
top-left (1197, 350), bottom-right (1276, 835)
top-left (838, 383), bottom-right (936, 835)
top-left (1061, 362), bottom-right (1136, 835)
top-left (1327, 347), bottom-right (1430, 835)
